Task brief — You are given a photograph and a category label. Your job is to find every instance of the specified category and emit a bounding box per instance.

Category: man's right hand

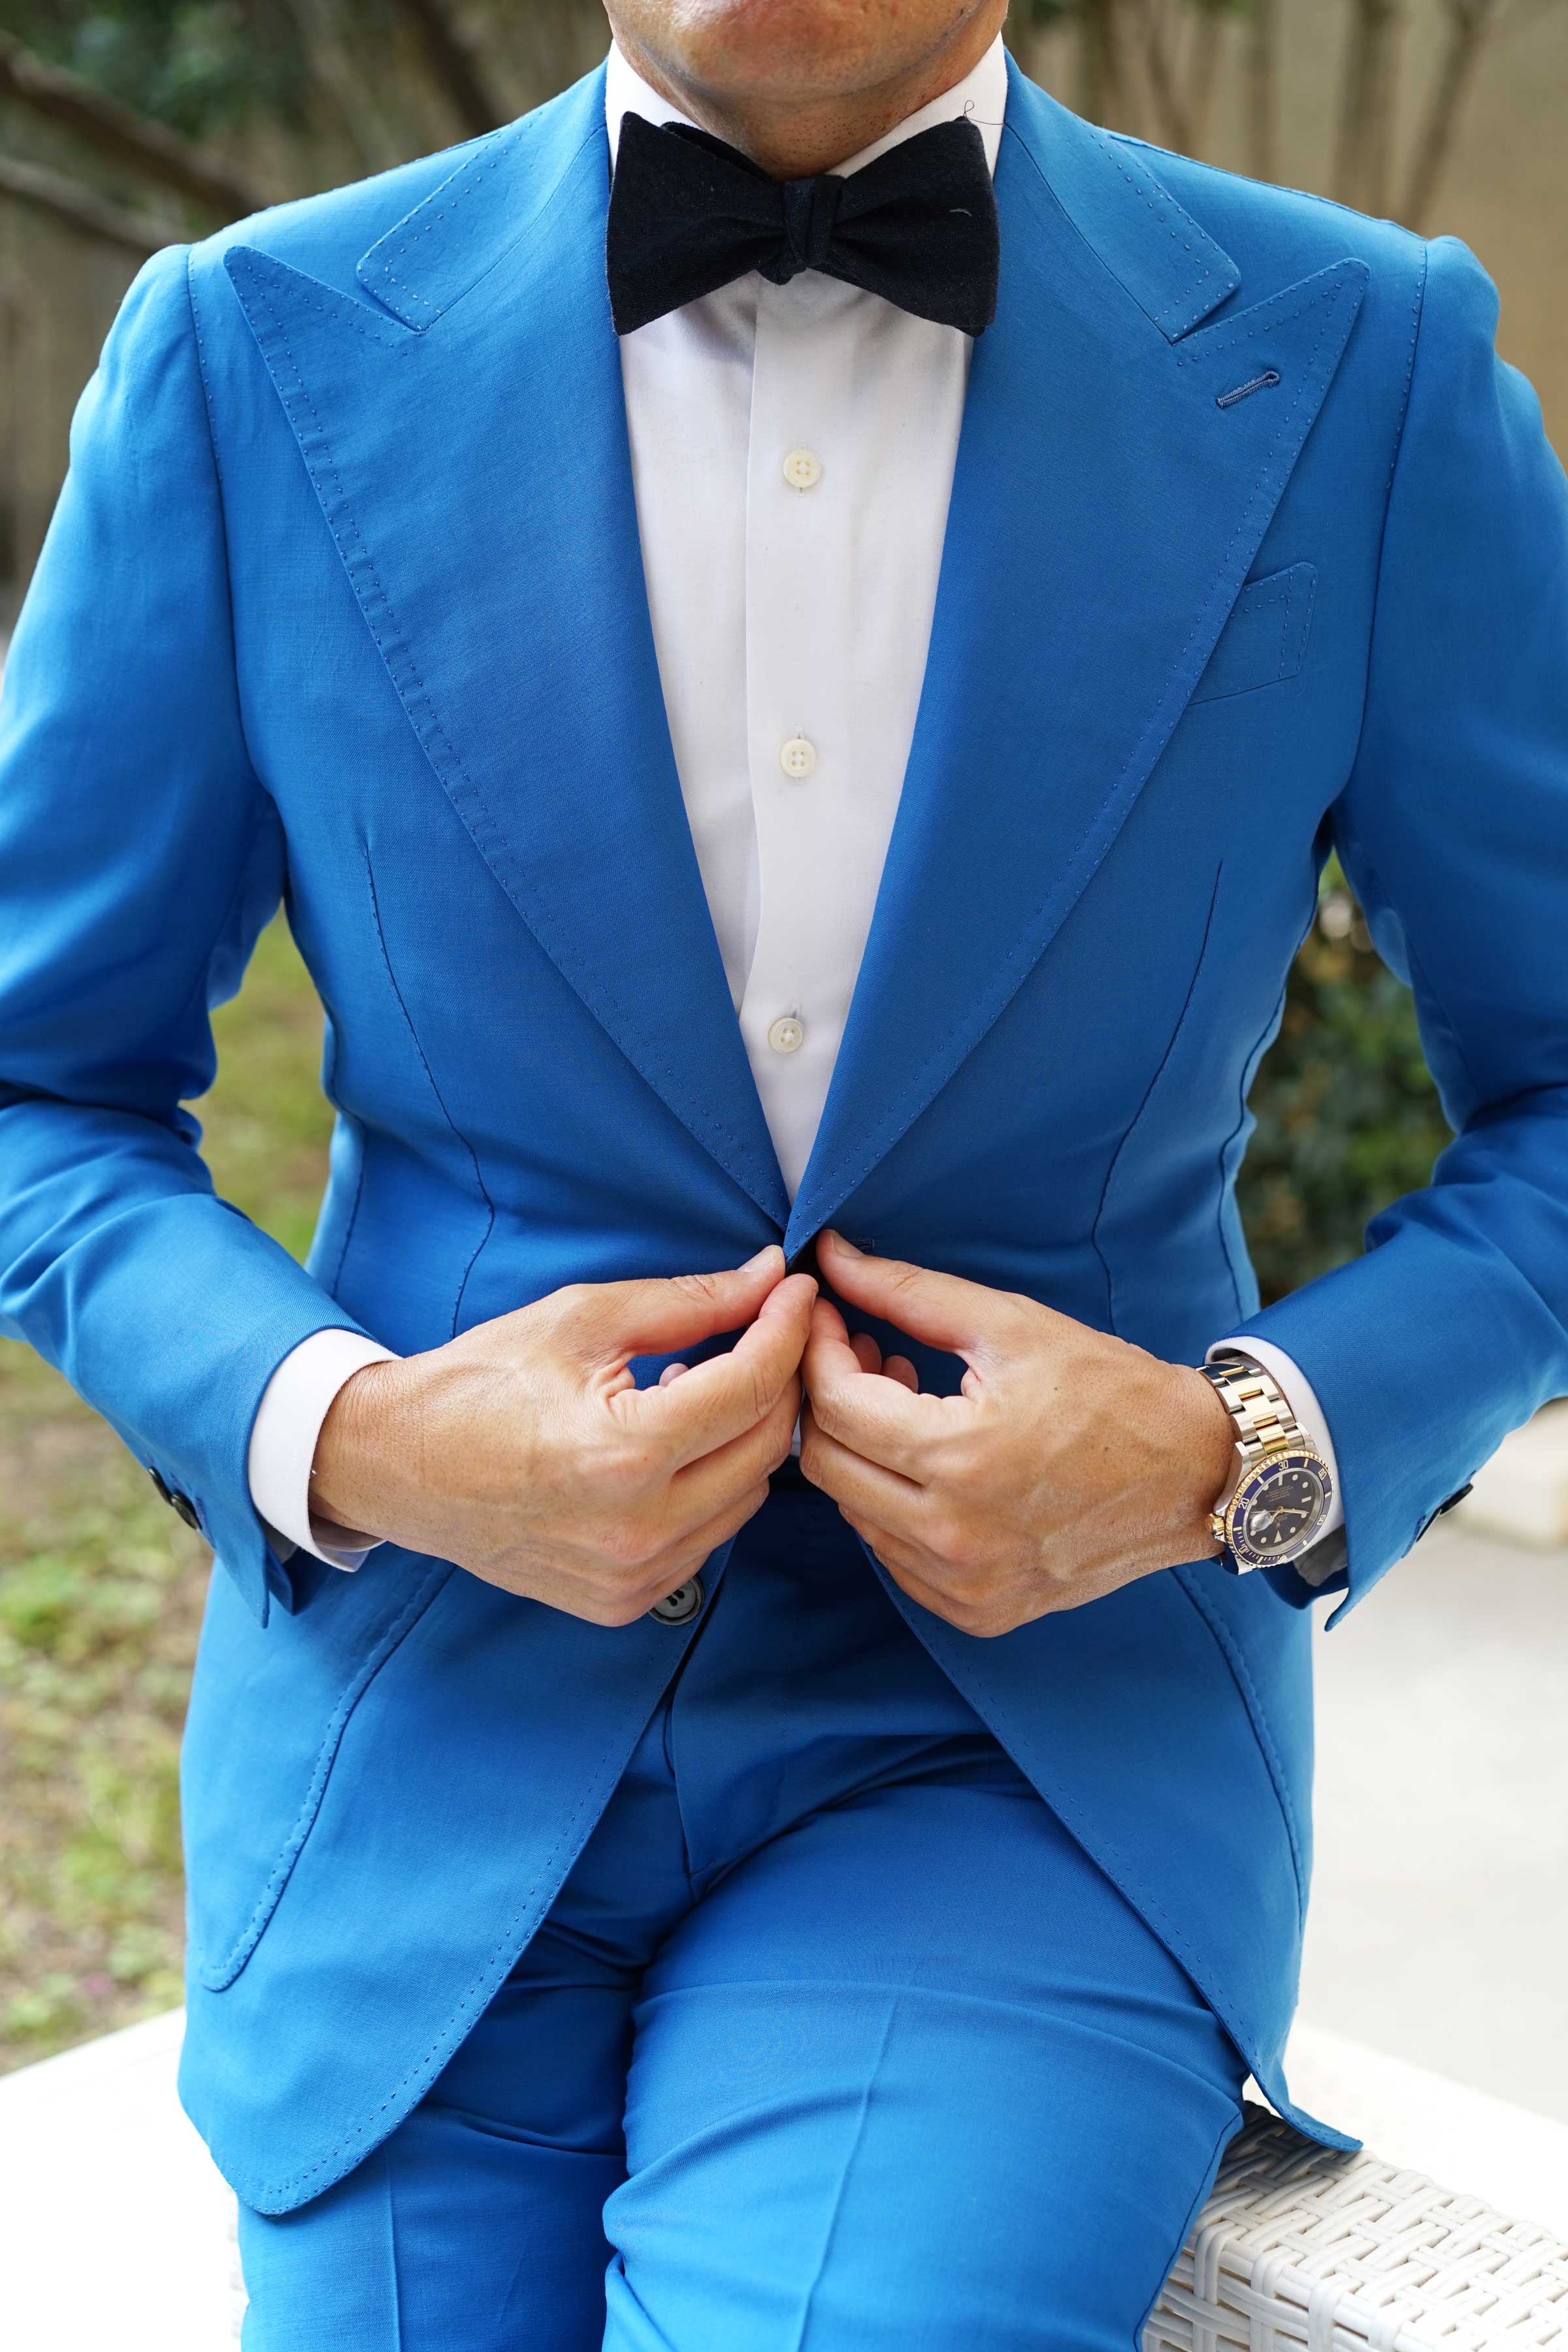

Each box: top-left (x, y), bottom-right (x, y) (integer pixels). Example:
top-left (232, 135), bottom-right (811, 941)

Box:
top-left (310, 1247), bottom-right (814, 1624)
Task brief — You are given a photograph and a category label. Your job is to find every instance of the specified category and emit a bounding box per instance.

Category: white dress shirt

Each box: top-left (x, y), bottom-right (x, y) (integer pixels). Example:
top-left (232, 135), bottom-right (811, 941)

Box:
top-left (248, 37), bottom-right (1343, 1567)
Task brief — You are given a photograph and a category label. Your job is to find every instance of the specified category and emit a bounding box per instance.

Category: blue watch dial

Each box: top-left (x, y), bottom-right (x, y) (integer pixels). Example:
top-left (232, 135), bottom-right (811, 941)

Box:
top-left (1227, 1450), bottom-right (1332, 1569)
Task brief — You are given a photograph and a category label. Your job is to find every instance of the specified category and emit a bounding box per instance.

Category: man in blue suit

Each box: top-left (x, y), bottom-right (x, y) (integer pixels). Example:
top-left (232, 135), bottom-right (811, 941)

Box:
top-left (3, 0), bottom-right (1567, 2338)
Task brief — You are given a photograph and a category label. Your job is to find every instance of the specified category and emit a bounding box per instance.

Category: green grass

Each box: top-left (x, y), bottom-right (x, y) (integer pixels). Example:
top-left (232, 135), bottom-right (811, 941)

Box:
top-left (0, 916), bottom-right (332, 2071)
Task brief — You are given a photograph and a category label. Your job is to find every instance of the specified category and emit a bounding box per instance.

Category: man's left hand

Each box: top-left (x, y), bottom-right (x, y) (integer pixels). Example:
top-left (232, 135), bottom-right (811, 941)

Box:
top-left (800, 1230), bottom-right (1237, 1637)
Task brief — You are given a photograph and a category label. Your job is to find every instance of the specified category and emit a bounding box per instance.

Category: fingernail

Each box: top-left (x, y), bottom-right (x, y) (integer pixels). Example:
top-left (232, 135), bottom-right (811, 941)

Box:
top-left (823, 1229), bottom-right (861, 1256)
top-left (740, 1245), bottom-right (781, 1271)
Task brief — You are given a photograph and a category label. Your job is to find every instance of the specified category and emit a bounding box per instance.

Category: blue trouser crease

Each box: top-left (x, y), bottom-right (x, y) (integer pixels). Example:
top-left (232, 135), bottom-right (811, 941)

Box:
top-left (238, 1482), bottom-right (1247, 2350)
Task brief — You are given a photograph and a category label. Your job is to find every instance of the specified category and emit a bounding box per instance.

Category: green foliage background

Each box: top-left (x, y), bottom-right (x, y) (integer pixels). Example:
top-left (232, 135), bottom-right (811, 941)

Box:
top-left (1240, 872), bottom-right (1451, 1301)
top-left (0, 920), bottom-right (334, 2067)
top-left (2, 0), bottom-right (318, 137)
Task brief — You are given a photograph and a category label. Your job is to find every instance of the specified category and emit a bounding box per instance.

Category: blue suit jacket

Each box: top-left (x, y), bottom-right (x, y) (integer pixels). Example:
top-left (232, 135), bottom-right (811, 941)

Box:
top-left (3, 57), bottom-right (1567, 2212)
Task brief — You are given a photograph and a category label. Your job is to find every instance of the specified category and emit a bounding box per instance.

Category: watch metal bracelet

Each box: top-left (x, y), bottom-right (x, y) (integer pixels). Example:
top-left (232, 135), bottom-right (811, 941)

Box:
top-left (1200, 1350), bottom-right (1305, 1467)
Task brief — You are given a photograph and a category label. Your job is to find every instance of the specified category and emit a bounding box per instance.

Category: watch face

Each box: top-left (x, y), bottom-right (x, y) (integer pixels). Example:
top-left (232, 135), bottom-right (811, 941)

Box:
top-left (1229, 1451), bottom-right (1333, 1569)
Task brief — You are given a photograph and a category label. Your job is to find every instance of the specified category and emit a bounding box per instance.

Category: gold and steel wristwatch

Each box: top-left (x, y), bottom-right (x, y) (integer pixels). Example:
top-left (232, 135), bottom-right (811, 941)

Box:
top-left (1198, 1350), bottom-right (1334, 1573)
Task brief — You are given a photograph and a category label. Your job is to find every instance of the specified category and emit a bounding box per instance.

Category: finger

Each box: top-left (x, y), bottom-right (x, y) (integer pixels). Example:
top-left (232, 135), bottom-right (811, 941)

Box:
top-left (798, 1407), bottom-right (925, 1529)
top-left (630, 1273), bottom-right (816, 1468)
top-left (642, 1477), bottom-right (776, 1599)
top-left (837, 1511), bottom-right (926, 1581)
top-left (849, 1330), bottom-right (883, 1375)
top-left (836, 1516), bottom-right (1003, 1634)
top-left (658, 1362), bottom-right (691, 1386)
top-left (574, 1478), bottom-right (777, 1625)
top-left (666, 1374), bottom-right (800, 1530)
top-left (568, 1247), bottom-right (790, 1365)
top-left (802, 1296), bottom-right (884, 1405)
top-left (803, 1300), bottom-right (946, 1479)
top-left (883, 1354), bottom-right (919, 1393)
top-left (816, 1231), bottom-right (1024, 1362)
top-left (874, 1556), bottom-right (979, 1627)
top-left (810, 1293), bottom-right (850, 1343)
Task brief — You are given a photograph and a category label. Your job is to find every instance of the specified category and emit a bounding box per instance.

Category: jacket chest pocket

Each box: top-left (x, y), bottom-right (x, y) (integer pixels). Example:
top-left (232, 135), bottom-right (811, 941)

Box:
top-left (1192, 563), bottom-right (1317, 704)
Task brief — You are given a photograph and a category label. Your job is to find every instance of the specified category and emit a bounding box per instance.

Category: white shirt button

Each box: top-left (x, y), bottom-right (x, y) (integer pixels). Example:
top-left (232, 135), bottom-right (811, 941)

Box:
top-left (779, 735), bottom-right (818, 779)
top-left (783, 446), bottom-right (823, 491)
top-left (768, 1015), bottom-right (806, 1055)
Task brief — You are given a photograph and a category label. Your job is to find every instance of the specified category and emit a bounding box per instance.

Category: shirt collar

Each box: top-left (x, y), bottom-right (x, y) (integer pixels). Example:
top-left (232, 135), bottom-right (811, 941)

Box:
top-left (604, 33), bottom-right (1008, 180)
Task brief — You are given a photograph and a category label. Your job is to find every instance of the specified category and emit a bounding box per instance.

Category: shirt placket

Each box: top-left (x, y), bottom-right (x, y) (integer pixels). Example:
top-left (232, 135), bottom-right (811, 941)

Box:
top-left (740, 275), bottom-right (865, 1200)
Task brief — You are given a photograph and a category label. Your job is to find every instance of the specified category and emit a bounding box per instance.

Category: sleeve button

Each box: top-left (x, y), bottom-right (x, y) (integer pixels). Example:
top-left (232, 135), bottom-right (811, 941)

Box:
top-left (149, 1467), bottom-right (201, 1530)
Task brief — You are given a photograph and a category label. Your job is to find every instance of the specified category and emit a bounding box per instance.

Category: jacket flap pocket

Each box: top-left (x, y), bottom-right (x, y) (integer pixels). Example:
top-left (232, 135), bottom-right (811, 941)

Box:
top-left (1192, 562), bottom-right (1317, 704)
top-left (185, 1552), bottom-right (455, 1991)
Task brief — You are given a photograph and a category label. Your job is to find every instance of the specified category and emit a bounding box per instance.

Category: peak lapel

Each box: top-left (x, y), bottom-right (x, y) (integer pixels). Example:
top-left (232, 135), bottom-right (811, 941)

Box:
top-left (786, 73), bottom-right (1365, 1255)
top-left (225, 71), bottom-right (791, 1231)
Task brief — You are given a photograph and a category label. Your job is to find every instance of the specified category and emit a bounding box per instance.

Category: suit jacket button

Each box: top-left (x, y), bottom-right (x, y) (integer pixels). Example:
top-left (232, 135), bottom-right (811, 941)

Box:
top-left (149, 1467), bottom-right (201, 1530)
top-left (648, 1578), bottom-right (704, 1626)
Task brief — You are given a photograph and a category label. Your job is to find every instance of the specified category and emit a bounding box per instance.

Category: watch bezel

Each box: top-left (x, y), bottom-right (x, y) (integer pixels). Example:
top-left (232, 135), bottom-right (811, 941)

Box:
top-left (1222, 1446), bottom-right (1334, 1570)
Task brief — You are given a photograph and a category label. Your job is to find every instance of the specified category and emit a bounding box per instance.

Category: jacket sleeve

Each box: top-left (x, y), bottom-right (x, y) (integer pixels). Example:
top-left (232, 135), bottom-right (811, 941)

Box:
top-left (1233, 234), bottom-right (1568, 1621)
top-left (0, 244), bottom-right (370, 1624)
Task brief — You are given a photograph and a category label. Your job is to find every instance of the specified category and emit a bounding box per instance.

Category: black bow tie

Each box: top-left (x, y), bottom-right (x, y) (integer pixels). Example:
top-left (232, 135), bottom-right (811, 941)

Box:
top-left (606, 110), bottom-right (1000, 338)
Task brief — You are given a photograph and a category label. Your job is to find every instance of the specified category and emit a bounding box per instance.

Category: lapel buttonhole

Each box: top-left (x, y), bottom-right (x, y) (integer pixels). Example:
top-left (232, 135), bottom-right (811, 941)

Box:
top-left (1216, 368), bottom-right (1282, 412)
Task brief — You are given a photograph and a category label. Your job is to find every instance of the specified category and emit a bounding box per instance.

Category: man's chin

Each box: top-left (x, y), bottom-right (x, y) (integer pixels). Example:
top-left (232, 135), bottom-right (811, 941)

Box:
top-left (604, 0), bottom-right (987, 110)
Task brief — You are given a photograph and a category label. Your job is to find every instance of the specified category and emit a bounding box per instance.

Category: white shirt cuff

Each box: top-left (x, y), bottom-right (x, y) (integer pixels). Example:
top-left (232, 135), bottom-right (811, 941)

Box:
top-left (248, 1328), bottom-right (399, 1570)
top-left (1207, 1335), bottom-right (1345, 1541)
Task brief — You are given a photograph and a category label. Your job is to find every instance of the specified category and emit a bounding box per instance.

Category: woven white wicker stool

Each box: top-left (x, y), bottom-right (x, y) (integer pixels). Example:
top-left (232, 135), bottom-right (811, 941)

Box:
top-left (225, 2102), bottom-right (1568, 2349)
top-left (1146, 2104), bottom-right (1568, 2350)
top-left (226, 2104), bottom-right (1568, 2348)
top-left (6, 2010), bottom-right (1568, 2348)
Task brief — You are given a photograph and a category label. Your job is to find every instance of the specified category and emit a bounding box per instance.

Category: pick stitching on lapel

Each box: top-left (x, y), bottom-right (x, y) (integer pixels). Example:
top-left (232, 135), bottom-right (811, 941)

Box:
top-left (222, 58), bottom-right (1365, 1258)
top-left (782, 73), bottom-right (1367, 1257)
top-left (223, 68), bottom-right (792, 1233)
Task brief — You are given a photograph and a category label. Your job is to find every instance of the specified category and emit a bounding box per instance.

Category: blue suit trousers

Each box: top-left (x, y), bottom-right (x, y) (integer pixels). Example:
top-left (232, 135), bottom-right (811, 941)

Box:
top-left (237, 1478), bottom-right (1247, 2349)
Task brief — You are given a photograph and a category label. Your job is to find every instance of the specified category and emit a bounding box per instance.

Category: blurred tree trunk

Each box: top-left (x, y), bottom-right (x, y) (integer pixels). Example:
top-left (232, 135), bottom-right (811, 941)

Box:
top-left (0, 220), bottom-right (18, 595)
top-left (1137, 0), bottom-right (1192, 146)
top-left (1183, 1), bottom-right (1227, 157)
top-left (276, 0), bottom-right (407, 172)
top-left (1077, 0), bottom-right (1130, 126)
top-left (1402, 0), bottom-right (1504, 223)
top-left (0, 155), bottom-right (169, 255)
top-left (505, 0), bottom-right (614, 111)
top-left (0, 208), bottom-right (132, 585)
top-left (0, 29), bottom-right (272, 216)
top-left (1246, 0), bottom-right (1281, 182)
top-left (1129, 0), bottom-right (1226, 157)
top-left (397, 0), bottom-right (508, 136)
top-left (1334, 0), bottom-right (1411, 213)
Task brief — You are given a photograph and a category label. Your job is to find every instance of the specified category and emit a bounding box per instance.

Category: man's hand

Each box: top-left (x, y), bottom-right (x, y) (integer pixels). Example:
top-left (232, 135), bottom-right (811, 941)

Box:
top-left (799, 1230), bottom-right (1234, 1637)
top-left (311, 1247), bottom-right (815, 1624)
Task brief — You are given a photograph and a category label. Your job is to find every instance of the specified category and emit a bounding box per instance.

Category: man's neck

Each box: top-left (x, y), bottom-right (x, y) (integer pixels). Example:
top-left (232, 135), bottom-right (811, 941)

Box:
top-left (605, 7), bottom-right (1008, 180)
